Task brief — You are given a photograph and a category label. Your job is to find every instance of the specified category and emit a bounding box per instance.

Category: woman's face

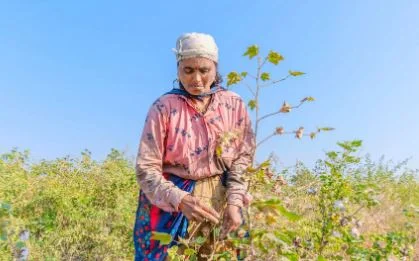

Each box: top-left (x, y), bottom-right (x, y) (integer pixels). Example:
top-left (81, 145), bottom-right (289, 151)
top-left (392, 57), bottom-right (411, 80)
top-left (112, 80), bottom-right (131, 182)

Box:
top-left (177, 57), bottom-right (217, 95)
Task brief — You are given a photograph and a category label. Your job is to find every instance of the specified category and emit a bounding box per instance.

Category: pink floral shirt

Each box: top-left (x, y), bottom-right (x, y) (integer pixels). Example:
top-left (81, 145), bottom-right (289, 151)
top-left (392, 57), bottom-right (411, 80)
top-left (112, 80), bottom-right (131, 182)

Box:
top-left (135, 88), bottom-right (256, 212)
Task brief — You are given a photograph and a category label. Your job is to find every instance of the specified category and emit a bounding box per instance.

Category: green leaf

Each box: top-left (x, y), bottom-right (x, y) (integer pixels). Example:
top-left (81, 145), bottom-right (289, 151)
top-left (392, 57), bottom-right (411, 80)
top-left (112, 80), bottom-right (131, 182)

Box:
top-left (151, 231), bottom-right (172, 245)
top-left (252, 199), bottom-right (301, 221)
top-left (317, 256), bottom-right (327, 261)
top-left (195, 236), bottom-right (206, 245)
top-left (351, 140), bottom-right (363, 147)
top-left (248, 100), bottom-right (257, 110)
top-left (274, 231), bottom-right (293, 244)
top-left (243, 45), bottom-right (259, 59)
top-left (301, 96), bottom-right (315, 103)
top-left (227, 72), bottom-right (242, 86)
top-left (283, 253), bottom-right (299, 261)
top-left (167, 245), bottom-right (179, 257)
top-left (261, 72), bottom-right (270, 81)
top-left (318, 127), bottom-right (335, 132)
top-left (213, 227), bottom-right (221, 238)
top-left (267, 50), bottom-right (284, 65)
top-left (15, 241), bottom-right (25, 249)
top-left (259, 160), bottom-right (271, 168)
top-left (289, 70), bottom-right (305, 76)
top-left (184, 248), bottom-right (196, 256)
top-left (326, 151), bottom-right (338, 160)
top-left (240, 72), bottom-right (248, 78)
top-left (276, 204), bottom-right (301, 221)
top-left (1, 203), bottom-right (11, 212)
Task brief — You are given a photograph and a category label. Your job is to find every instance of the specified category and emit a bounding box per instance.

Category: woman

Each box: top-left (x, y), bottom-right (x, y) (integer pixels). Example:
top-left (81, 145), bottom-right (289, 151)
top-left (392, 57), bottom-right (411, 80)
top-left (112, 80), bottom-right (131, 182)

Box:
top-left (133, 32), bottom-right (256, 260)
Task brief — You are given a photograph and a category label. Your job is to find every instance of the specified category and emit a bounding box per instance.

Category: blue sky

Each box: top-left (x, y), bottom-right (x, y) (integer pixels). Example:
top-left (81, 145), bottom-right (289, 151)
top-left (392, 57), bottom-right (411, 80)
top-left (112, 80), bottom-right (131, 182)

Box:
top-left (1, 1), bottom-right (418, 170)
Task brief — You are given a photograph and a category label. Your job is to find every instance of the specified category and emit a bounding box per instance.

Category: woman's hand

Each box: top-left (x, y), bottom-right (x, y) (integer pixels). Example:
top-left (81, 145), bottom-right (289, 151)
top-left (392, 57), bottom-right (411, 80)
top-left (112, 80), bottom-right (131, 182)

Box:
top-left (179, 195), bottom-right (220, 224)
top-left (220, 204), bottom-right (242, 239)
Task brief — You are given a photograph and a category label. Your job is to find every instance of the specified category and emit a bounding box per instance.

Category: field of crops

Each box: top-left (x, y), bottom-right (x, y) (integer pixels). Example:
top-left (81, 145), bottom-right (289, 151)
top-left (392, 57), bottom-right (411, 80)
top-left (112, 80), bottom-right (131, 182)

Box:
top-left (1, 141), bottom-right (417, 260)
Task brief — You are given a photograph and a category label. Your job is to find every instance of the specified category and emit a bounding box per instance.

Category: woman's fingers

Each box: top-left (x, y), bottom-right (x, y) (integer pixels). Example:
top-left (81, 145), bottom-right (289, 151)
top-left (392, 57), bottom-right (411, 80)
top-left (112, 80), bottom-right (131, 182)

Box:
top-left (191, 212), bottom-right (203, 223)
top-left (200, 204), bottom-right (221, 220)
top-left (191, 197), bottom-right (220, 224)
top-left (198, 206), bottom-right (220, 224)
top-left (194, 205), bottom-right (219, 224)
top-left (181, 196), bottom-right (220, 224)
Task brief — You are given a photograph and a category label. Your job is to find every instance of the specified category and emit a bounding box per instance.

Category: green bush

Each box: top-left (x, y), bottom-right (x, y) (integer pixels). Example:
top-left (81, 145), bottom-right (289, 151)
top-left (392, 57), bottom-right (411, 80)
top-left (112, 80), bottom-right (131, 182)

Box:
top-left (1, 143), bottom-right (418, 260)
top-left (0, 148), bottom-right (138, 260)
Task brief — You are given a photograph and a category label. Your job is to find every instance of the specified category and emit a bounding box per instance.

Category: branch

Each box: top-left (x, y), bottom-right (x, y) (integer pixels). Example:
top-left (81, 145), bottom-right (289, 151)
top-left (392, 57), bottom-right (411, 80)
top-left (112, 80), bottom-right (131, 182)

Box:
top-left (256, 132), bottom-right (294, 148)
top-left (247, 73), bottom-right (257, 79)
top-left (256, 133), bottom-right (275, 148)
top-left (257, 100), bottom-right (308, 124)
top-left (243, 82), bottom-right (256, 96)
top-left (254, 56), bottom-right (262, 143)
top-left (259, 56), bottom-right (268, 69)
top-left (292, 101), bottom-right (306, 109)
top-left (257, 111), bottom-right (281, 124)
top-left (260, 74), bottom-right (291, 88)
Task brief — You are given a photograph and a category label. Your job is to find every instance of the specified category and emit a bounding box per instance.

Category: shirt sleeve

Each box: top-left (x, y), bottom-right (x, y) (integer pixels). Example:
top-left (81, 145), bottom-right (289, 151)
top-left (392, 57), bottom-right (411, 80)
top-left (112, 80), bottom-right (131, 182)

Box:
top-left (135, 99), bottom-right (189, 212)
top-left (226, 98), bottom-right (256, 208)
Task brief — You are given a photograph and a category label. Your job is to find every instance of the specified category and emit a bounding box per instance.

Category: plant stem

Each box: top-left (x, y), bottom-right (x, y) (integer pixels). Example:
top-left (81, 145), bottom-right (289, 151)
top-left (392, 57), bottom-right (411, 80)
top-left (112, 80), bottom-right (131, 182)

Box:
top-left (254, 56), bottom-right (262, 144)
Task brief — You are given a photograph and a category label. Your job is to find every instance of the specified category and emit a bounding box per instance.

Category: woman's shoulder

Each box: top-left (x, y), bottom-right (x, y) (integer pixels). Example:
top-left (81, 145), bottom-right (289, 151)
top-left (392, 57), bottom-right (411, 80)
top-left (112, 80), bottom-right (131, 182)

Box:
top-left (151, 92), bottom-right (185, 106)
top-left (217, 89), bottom-right (245, 104)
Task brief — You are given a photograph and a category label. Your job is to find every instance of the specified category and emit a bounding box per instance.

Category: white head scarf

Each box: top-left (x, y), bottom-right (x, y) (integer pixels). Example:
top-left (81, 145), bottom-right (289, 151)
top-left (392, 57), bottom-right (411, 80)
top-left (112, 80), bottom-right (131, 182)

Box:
top-left (172, 32), bottom-right (219, 63)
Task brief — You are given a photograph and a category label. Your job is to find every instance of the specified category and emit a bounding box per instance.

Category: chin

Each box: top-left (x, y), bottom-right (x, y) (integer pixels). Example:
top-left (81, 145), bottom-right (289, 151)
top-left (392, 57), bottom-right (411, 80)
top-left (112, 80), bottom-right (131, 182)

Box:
top-left (185, 87), bottom-right (207, 95)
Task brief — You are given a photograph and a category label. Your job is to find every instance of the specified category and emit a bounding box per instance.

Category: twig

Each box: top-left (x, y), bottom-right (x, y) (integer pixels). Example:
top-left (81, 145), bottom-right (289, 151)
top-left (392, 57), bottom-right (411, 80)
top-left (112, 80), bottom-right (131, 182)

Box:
top-left (256, 132), bottom-right (294, 148)
top-left (260, 56), bottom-right (268, 69)
top-left (254, 57), bottom-right (262, 140)
top-left (243, 82), bottom-right (256, 96)
top-left (256, 100), bottom-right (307, 125)
top-left (247, 73), bottom-right (257, 79)
top-left (260, 74), bottom-right (291, 88)
top-left (256, 133), bottom-right (276, 148)
top-left (286, 180), bottom-right (321, 198)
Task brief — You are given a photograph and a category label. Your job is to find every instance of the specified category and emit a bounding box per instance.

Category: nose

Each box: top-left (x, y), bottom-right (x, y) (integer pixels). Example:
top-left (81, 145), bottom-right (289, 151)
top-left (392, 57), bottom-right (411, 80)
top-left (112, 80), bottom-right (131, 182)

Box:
top-left (193, 72), bottom-right (202, 83)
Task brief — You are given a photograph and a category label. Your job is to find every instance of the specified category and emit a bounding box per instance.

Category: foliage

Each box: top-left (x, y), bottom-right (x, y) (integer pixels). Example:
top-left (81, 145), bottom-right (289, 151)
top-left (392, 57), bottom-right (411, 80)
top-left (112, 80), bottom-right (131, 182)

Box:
top-left (0, 148), bottom-right (137, 260)
top-left (0, 144), bottom-right (418, 260)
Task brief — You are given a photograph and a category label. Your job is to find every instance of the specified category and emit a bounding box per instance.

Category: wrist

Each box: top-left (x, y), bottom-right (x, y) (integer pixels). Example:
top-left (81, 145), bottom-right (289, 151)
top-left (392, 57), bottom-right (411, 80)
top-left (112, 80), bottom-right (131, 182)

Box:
top-left (178, 193), bottom-right (191, 212)
top-left (227, 203), bottom-right (242, 210)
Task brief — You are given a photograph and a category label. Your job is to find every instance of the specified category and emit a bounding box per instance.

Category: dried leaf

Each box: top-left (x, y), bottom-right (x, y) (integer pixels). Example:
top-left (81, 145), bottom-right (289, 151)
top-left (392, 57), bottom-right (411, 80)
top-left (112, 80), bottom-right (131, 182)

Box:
top-left (265, 214), bottom-right (277, 225)
top-left (216, 146), bottom-right (223, 157)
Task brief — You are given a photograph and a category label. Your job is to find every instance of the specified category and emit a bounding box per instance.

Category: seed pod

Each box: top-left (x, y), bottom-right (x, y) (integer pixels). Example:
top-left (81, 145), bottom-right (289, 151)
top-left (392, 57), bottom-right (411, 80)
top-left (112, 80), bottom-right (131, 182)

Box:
top-left (295, 127), bottom-right (304, 139)
top-left (275, 127), bottom-right (285, 135)
top-left (280, 102), bottom-right (292, 113)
